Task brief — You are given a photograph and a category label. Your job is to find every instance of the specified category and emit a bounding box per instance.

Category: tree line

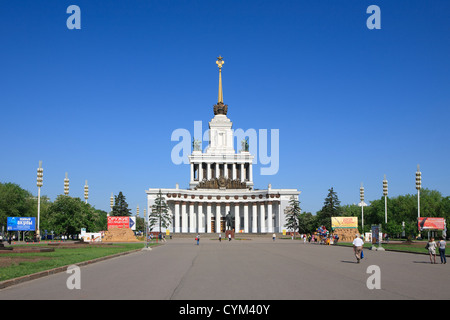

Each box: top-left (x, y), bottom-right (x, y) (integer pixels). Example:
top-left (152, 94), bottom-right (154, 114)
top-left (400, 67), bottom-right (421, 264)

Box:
top-left (0, 182), bottom-right (170, 237)
top-left (0, 182), bottom-right (109, 236)
top-left (285, 187), bottom-right (450, 238)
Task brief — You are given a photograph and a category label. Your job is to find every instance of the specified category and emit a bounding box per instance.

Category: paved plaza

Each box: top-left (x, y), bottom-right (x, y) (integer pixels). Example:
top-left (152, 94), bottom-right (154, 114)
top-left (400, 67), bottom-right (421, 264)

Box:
top-left (0, 238), bottom-right (449, 300)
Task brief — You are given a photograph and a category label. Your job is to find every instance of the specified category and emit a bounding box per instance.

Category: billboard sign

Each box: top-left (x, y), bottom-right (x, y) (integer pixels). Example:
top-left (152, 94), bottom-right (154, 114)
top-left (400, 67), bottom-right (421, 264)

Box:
top-left (107, 216), bottom-right (131, 229)
top-left (7, 217), bottom-right (36, 231)
top-left (331, 217), bottom-right (358, 229)
top-left (418, 217), bottom-right (445, 231)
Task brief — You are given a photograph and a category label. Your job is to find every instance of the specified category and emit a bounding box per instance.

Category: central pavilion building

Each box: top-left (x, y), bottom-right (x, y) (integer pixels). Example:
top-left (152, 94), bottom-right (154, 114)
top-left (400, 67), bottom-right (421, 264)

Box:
top-left (146, 57), bottom-right (300, 234)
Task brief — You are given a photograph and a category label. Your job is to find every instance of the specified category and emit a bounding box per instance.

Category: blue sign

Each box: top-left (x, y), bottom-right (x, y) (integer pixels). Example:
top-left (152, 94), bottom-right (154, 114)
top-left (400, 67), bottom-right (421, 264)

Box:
top-left (7, 217), bottom-right (36, 231)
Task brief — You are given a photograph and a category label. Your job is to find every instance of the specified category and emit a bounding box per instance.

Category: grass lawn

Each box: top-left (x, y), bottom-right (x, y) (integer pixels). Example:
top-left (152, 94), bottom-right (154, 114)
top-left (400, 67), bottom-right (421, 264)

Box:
top-left (0, 242), bottom-right (152, 281)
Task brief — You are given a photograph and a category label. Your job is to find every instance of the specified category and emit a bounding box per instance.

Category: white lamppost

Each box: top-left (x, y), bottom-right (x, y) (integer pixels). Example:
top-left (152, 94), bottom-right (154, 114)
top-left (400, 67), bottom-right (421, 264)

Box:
top-left (143, 208), bottom-right (151, 250)
top-left (383, 174), bottom-right (388, 224)
top-left (416, 164), bottom-right (422, 219)
top-left (84, 180), bottom-right (89, 204)
top-left (358, 183), bottom-right (367, 234)
top-left (64, 172), bottom-right (69, 195)
top-left (36, 161), bottom-right (43, 240)
top-left (136, 205), bottom-right (140, 218)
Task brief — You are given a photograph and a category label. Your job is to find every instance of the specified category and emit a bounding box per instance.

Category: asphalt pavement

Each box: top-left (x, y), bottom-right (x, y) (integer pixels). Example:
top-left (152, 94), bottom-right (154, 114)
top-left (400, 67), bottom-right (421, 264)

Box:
top-left (0, 237), bottom-right (449, 300)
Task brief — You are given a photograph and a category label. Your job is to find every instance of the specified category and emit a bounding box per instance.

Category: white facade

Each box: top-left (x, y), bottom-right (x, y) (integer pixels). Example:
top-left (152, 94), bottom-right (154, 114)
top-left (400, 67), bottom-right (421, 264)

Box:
top-left (146, 58), bottom-right (300, 233)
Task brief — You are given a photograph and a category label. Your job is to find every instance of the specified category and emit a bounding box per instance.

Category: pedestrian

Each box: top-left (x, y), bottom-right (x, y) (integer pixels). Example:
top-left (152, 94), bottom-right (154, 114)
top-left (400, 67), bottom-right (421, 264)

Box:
top-left (352, 234), bottom-right (364, 263)
top-left (228, 233), bottom-right (231, 241)
top-left (426, 237), bottom-right (437, 264)
top-left (219, 233), bottom-right (222, 242)
top-left (196, 234), bottom-right (200, 245)
top-left (438, 237), bottom-right (446, 264)
top-left (272, 233), bottom-right (276, 241)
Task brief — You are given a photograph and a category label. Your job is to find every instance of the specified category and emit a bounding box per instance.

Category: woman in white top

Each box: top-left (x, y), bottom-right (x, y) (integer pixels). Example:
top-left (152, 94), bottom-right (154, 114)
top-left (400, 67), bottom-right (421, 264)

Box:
top-left (426, 237), bottom-right (437, 264)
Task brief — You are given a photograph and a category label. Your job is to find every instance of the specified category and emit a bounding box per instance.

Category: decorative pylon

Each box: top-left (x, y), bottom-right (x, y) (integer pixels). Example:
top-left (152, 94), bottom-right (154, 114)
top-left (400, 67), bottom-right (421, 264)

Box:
top-left (36, 161), bottom-right (43, 239)
top-left (416, 164), bottom-right (422, 218)
top-left (64, 172), bottom-right (69, 195)
top-left (84, 180), bottom-right (89, 204)
top-left (383, 174), bottom-right (388, 224)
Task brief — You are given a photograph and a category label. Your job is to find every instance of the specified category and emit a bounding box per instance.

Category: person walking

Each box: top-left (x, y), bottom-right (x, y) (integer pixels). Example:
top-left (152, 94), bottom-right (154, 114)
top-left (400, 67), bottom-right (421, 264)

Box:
top-left (219, 233), bottom-right (222, 242)
top-left (272, 233), bottom-right (276, 241)
top-left (196, 234), bottom-right (200, 246)
top-left (426, 237), bottom-right (437, 264)
top-left (228, 233), bottom-right (231, 241)
top-left (352, 234), bottom-right (364, 263)
top-left (438, 237), bottom-right (446, 264)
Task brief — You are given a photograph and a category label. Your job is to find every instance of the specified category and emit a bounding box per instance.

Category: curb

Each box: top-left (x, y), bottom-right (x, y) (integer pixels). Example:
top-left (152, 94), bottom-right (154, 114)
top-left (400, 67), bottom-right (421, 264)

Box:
top-left (0, 245), bottom-right (159, 290)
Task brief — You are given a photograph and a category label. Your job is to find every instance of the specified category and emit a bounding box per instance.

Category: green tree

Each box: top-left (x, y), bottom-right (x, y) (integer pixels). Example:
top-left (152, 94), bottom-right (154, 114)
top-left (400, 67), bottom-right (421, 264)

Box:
top-left (111, 192), bottom-right (131, 216)
top-left (0, 182), bottom-right (36, 226)
top-left (45, 195), bottom-right (97, 235)
top-left (316, 187), bottom-right (342, 230)
top-left (135, 216), bottom-right (146, 232)
top-left (298, 211), bottom-right (317, 234)
top-left (149, 190), bottom-right (171, 233)
top-left (284, 196), bottom-right (301, 234)
top-left (92, 208), bottom-right (108, 231)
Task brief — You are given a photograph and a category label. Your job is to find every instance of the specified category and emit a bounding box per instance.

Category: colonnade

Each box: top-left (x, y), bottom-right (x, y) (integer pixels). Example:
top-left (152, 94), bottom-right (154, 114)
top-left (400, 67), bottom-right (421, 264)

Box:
top-left (171, 200), bottom-right (279, 233)
top-left (190, 162), bottom-right (253, 182)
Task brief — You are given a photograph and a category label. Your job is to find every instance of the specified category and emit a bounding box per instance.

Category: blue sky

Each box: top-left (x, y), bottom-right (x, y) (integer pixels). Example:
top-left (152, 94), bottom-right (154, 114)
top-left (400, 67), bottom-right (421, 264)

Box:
top-left (1, 0), bottom-right (449, 216)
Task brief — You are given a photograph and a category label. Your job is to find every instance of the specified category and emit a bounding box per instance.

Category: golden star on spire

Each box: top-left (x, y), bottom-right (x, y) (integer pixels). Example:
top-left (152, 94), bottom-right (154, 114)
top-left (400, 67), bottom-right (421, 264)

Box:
top-left (216, 56), bottom-right (224, 69)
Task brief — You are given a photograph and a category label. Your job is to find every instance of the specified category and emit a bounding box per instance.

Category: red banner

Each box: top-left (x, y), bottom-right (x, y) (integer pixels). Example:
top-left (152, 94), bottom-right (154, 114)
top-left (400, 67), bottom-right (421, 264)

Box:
top-left (107, 216), bottom-right (130, 229)
top-left (418, 217), bottom-right (445, 230)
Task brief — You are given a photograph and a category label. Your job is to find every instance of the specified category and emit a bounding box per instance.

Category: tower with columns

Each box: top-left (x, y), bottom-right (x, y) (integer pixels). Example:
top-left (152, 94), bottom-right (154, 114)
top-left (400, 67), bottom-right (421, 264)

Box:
top-left (146, 57), bottom-right (300, 234)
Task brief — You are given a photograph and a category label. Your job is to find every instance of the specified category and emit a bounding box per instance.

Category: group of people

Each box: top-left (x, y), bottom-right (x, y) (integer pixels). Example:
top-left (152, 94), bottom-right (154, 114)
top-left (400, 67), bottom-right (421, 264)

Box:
top-left (426, 237), bottom-right (447, 264)
top-left (352, 234), bottom-right (448, 265)
top-left (195, 233), bottom-right (233, 245)
top-left (298, 233), bottom-right (340, 245)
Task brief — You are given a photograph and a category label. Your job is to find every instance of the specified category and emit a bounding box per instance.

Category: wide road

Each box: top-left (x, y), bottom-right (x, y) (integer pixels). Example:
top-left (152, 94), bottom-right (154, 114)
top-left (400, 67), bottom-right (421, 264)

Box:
top-left (0, 238), bottom-right (449, 300)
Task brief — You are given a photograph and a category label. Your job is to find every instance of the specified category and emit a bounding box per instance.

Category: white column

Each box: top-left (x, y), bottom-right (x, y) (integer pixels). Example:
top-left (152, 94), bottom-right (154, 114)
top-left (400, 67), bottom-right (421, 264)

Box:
top-left (199, 163), bottom-right (203, 181)
top-left (252, 202), bottom-right (258, 233)
top-left (207, 163), bottom-right (211, 180)
top-left (189, 202), bottom-right (195, 233)
top-left (190, 164), bottom-right (194, 182)
top-left (174, 201), bottom-right (180, 233)
top-left (216, 163), bottom-right (219, 178)
top-left (232, 163), bottom-right (236, 180)
top-left (243, 202), bottom-right (249, 233)
top-left (275, 201), bottom-right (280, 232)
top-left (267, 201), bottom-right (273, 233)
top-left (198, 202), bottom-right (204, 233)
top-left (240, 163), bottom-right (244, 181)
top-left (181, 202), bottom-right (188, 233)
top-left (207, 203), bottom-right (212, 233)
top-left (235, 203), bottom-right (240, 232)
top-left (249, 163), bottom-right (253, 182)
top-left (260, 202), bottom-right (266, 233)
top-left (216, 203), bottom-right (221, 233)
